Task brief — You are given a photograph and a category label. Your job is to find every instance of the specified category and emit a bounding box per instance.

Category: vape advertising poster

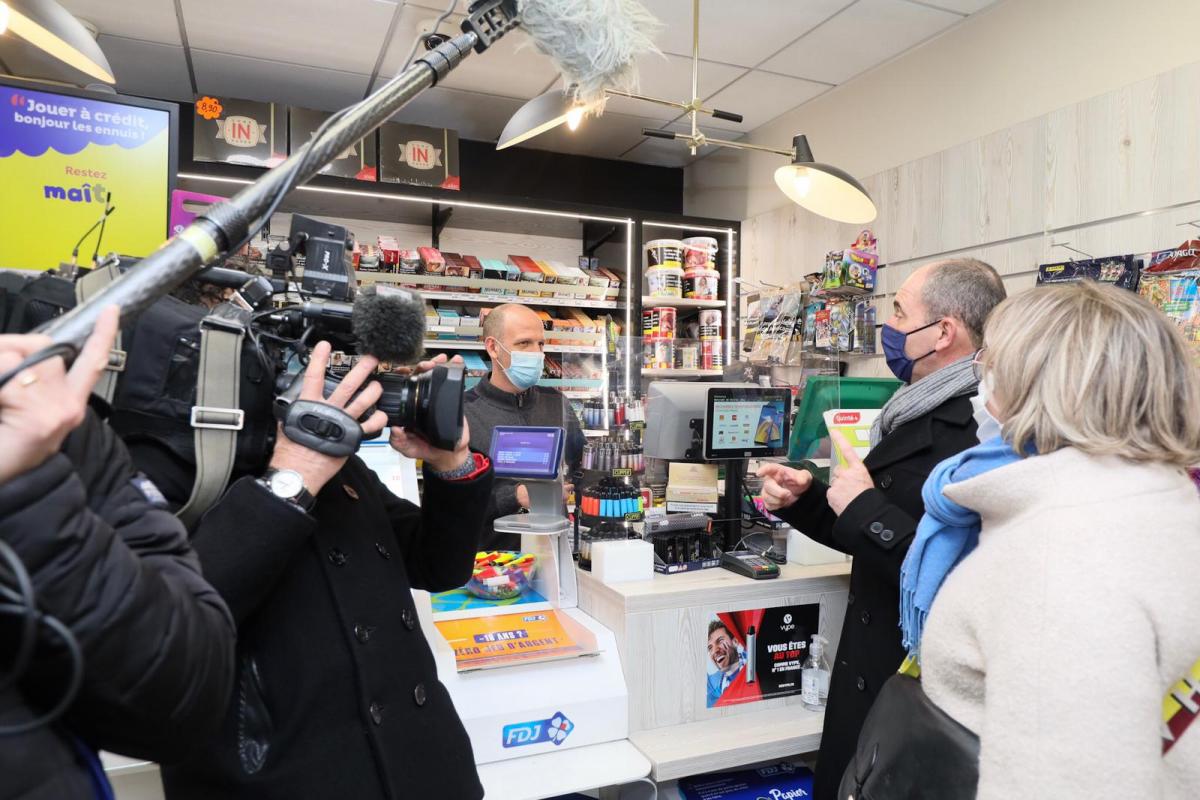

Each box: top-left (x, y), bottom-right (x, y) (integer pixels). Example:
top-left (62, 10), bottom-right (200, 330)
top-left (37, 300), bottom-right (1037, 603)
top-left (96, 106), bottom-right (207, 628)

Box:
top-left (192, 95), bottom-right (286, 168)
top-left (288, 106), bottom-right (377, 181)
top-left (0, 83), bottom-right (172, 270)
top-left (378, 121), bottom-right (460, 190)
top-left (705, 604), bottom-right (819, 709)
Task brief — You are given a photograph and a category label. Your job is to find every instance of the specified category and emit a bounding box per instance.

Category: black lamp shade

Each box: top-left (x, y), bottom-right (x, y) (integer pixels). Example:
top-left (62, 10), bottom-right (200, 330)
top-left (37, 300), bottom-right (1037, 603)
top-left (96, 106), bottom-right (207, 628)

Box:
top-left (775, 135), bottom-right (876, 224)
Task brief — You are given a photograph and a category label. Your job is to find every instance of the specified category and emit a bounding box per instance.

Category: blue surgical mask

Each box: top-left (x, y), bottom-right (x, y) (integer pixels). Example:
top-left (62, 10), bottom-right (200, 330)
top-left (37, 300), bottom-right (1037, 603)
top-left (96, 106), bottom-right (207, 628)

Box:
top-left (496, 342), bottom-right (544, 391)
top-left (881, 318), bottom-right (942, 383)
top-left (971, 375), bottom-right (1003, 444)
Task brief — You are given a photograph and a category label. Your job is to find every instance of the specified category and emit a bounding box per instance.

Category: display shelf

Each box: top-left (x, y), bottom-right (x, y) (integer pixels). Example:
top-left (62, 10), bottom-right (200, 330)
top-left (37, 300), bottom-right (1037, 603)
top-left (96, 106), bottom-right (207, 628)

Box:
top-left (629, 705), bottom-right (825, 782)
top-left (381, 287), bottom-right (623, 310)
top-left (358, 272), bottom-right (621, 306)
top-left (640, 368), bottom-right (723, 378)
top-left (583, 429), bottom-right (611, 437)
top-left (562, 390), bottom-right (601, 399)
top-left (640, 296), bottom-right (725, 309)
top-left (423, 340), bottom-right (602, 355)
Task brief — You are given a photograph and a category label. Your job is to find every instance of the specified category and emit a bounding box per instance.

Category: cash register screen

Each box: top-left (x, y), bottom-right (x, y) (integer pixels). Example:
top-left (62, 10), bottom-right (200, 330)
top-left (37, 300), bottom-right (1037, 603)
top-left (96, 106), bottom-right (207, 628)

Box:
top-left (489, 426), bottom-right (564, 480)
top-left (704, 387), bottom-right (792, 460)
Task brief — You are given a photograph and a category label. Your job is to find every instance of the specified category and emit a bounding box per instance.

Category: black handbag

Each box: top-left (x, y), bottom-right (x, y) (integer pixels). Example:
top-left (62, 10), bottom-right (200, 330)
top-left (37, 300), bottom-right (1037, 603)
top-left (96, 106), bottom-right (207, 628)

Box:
top-left (838, 673), bottom-right (979, 800)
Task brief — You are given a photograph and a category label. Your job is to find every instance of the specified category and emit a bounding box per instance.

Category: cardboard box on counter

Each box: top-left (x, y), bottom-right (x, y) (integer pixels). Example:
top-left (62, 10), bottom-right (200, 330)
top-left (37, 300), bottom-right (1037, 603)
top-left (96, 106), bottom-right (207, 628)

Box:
top-left (667, 462), bottom-right (719, 509)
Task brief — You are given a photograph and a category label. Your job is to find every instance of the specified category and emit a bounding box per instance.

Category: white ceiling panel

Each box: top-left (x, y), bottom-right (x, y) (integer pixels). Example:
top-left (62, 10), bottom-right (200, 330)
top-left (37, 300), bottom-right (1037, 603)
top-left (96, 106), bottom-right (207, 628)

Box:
top-left (180, 0), bottom-right (395, 76)
top-left (388, 86), bottom-right (523, 141)
top-left (602, 53), bottom-right (747, 123)
top-left (376, 7), bottom-right (559, 99)
top-left (917, 0), bottom-right (998, 13)
top-left (761, 0), bottom-right (962, 84)
top-left (639, 0), bottom-right (855, 67)
top-left (700, 70), bottom-right (829, 132)
top-left (97, 35), bottom-right (193, 102)
top-left (59, 0), bottom-right (182, 45)
top-left (620, 120), bottom-right (745, 168)
top-left (191, 50), bottom-right (370, 111)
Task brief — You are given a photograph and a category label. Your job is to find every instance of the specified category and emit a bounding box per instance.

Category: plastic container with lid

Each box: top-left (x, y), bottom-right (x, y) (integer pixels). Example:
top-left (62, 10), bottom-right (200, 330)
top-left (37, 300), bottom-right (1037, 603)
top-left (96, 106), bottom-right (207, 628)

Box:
top-left (683, 267), bottom-right (720, 299)
top-left (646, 239), bottom-right (684, 269)
top-left (645, 265), bottom-right (684, 298)
top-left (682, 236), bottom-right (718, 269)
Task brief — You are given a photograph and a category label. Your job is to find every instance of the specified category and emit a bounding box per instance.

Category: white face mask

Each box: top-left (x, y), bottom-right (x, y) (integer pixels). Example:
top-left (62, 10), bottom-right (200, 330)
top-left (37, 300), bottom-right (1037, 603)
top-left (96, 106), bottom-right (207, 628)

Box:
top-left (971, 375), bottom-right (1003, 444)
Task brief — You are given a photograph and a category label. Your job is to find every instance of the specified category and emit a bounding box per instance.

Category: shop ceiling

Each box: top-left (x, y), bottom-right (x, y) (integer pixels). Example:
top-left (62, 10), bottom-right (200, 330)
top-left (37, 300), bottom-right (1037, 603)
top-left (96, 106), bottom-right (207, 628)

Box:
top-left (59, 0), bottom-right (996, 168)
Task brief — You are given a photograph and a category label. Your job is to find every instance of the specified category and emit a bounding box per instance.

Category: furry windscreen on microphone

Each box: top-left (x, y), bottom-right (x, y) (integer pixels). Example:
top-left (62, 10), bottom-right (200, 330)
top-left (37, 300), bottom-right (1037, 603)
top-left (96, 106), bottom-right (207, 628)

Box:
top-left (519, 0), bottom-right (662, 104)
top-left (352, 284), bottom-right (427, 365)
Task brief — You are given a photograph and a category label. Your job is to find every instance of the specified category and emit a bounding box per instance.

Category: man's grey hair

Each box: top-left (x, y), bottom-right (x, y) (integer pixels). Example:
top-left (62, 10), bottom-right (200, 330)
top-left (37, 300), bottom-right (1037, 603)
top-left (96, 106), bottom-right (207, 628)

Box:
top-left (920, 258), bottom-right (1006, 348)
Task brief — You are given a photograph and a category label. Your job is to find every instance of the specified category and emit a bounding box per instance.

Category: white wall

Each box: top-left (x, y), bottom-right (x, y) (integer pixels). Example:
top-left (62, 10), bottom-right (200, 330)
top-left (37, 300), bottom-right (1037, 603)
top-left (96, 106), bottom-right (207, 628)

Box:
top-left (684, 0), bottom-right (1200, 222)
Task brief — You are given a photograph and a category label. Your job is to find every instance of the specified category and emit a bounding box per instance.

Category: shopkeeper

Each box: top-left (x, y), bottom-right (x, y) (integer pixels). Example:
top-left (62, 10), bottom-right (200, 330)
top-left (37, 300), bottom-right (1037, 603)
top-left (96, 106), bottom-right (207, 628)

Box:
top-left (465, 303), bottom-right (586, 549)
top-left (758, 258), bottom-right (1006, 800)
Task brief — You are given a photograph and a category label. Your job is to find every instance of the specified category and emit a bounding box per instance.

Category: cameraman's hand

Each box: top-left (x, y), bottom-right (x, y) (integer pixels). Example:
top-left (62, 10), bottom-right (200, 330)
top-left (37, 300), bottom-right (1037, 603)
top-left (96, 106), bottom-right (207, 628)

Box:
top-left (269, 341), bottom-right (387, 495)
top-left (0, 305), bottom-right (119, 484)
top-left (388, 353), bottom-right (471, 473)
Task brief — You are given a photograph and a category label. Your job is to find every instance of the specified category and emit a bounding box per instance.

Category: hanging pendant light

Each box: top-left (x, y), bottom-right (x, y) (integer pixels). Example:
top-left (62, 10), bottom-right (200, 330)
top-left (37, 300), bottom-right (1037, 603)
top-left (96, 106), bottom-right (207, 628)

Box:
top-left (0, 0), bottom-right (115, 84)
top-left (773, 135), bottom-right (876, 224)
top-left (497, 88), bottom-right (599, 150)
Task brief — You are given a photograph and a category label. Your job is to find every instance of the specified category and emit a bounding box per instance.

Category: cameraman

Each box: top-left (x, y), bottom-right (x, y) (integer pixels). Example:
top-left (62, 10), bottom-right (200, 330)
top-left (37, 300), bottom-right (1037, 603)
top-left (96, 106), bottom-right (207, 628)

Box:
top-left (0, 308), bottom-right (236, 799)
top-left (127, 342), bottom-right (495, 800)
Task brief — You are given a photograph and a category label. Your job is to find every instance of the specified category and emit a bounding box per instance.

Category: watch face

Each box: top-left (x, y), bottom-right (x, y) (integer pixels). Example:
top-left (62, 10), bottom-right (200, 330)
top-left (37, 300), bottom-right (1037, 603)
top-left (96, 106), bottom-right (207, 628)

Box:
top-left (270, 470), bottom-right (304, 499)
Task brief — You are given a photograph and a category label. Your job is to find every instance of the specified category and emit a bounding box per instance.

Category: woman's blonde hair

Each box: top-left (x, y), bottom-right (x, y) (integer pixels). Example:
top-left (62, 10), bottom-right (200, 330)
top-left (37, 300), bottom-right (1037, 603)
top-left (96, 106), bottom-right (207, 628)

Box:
top-left (983, 281), bottom-right (1200, 467)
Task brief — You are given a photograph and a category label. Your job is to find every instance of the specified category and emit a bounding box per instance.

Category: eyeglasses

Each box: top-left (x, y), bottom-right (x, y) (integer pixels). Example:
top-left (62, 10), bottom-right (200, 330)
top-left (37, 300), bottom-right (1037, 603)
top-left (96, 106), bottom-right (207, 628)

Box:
top-left (971, 347), bottom-right (988, 383)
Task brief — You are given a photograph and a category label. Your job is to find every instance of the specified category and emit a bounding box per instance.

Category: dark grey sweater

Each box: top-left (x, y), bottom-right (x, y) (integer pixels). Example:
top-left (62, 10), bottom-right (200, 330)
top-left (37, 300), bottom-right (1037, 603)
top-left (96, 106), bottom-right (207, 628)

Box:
top-left (463, 373), bottom-right (585, 549)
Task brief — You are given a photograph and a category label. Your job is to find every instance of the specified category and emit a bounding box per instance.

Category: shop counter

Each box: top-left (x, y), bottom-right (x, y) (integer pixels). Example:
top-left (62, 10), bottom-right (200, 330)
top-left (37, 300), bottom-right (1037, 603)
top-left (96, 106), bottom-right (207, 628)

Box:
top-left (576, 561), bottom-right (851, 781)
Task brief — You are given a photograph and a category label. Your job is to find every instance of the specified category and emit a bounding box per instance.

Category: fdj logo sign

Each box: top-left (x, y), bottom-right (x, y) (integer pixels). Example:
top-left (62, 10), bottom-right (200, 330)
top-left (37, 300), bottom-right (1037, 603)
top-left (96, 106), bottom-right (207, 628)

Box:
top-left (502, 712), bottom-right (574, 748)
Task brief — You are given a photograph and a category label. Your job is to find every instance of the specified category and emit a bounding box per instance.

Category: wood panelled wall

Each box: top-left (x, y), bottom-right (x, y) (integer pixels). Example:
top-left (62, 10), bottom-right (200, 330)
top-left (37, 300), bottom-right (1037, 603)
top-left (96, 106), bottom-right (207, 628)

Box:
top-left (738, 61), bottom-right (1200, 377)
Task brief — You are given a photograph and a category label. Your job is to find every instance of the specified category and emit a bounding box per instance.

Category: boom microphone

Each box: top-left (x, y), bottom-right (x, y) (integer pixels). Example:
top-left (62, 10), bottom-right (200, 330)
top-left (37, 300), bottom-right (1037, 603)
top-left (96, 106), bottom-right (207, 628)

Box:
top-left (26, 0), bottom-right (657, 388)
top-left (351, 285), bottom-right (427, 364)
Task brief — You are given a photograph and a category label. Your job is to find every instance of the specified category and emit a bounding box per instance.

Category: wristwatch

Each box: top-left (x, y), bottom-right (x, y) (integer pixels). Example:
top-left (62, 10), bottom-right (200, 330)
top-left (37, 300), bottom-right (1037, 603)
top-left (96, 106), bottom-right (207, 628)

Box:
top-left (260, 468), bottom-right (316, 512)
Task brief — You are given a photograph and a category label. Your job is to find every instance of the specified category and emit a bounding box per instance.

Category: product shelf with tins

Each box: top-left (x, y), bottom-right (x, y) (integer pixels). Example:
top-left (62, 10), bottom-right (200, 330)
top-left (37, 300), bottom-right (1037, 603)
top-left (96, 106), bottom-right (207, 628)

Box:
top-left (637, 296), bottom-right (725, 309)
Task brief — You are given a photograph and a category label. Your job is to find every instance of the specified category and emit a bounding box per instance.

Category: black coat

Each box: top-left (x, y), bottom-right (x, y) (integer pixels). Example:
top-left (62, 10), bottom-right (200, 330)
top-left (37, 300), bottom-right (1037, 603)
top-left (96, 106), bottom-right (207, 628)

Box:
top-left (776, 394), bottom-right (978, 800)
top-left (0, 411), bottom-right (236, 800)
top-left (139, 448), bottom-right (494, 800)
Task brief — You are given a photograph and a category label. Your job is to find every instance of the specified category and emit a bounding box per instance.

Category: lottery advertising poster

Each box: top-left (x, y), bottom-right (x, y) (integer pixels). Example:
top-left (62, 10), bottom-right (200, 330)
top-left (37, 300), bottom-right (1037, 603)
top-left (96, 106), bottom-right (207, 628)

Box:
top-left (0, 81), bottom-right (174, 271)
top-left (705, 604), bottom-right (820, 709)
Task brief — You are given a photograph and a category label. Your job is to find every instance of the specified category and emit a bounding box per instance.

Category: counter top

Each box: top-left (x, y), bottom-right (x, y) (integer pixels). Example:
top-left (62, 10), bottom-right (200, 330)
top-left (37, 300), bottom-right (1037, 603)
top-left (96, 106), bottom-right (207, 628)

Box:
top-left (577, 560), bottom-right (852, 613)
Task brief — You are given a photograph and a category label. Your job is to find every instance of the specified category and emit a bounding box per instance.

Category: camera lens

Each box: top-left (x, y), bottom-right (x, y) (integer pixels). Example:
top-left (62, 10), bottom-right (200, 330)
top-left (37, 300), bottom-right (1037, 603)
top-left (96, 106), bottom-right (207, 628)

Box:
top-left (374, 363), bottom-right (465, 451)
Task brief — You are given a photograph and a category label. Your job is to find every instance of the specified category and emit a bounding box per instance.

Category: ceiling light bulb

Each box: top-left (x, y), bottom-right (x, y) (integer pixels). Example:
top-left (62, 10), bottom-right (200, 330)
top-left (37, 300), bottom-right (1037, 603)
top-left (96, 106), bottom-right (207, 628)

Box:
top-left (792, 168), bottom-right (812, 199)
top-left (565, 105), bottom-right (586, 132)
top-left (0, 3), bottom-right (9, 35)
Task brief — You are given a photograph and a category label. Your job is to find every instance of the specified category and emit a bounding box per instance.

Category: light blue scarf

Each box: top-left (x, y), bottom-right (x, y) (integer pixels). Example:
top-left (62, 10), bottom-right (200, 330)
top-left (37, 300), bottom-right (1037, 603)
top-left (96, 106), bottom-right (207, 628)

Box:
top-left (900, 435), bottom-right (1021, 661)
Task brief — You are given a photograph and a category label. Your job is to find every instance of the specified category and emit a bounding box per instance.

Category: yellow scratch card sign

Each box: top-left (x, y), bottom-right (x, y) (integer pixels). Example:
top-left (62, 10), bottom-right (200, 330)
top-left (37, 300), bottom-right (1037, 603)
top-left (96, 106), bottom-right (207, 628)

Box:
top-left (824, 409), bottom-right (882, 468)
top-left (0, 85), bottom-right (170, 271)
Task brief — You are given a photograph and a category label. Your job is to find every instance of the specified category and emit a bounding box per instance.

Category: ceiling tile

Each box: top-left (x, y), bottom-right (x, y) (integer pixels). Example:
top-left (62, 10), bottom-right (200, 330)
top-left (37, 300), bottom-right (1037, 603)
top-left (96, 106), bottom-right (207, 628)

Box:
top-left (97, 35), bottom-right (193, 102)
top-left (602, 54), bottom-right (747, 123)
top-left (180, 0), bottom-right (395, 76)
top-left (620, 120), bottom-right (745, 168)
top-left (191, 50), bottom-right (370, 111)
top-left (700, 71), bottom-right (829, 132)
top-left (387, 86), bottom-right (523, 141)
top-left (59, 0), bottom-right (183, 45)
top-left (375, 7), bottom-right (559, 99)
top-left (761, 0), bottom-right (961, 84)
top-left (913, 0), bottom-right (996, 13)
top-left (639, 0), bottom-right (855, 67)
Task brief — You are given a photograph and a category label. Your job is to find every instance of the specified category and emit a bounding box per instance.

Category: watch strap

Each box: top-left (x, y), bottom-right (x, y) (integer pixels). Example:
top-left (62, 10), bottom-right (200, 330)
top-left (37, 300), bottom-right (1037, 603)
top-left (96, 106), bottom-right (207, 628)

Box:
top-left (262, 468), bottom-right (317, 512)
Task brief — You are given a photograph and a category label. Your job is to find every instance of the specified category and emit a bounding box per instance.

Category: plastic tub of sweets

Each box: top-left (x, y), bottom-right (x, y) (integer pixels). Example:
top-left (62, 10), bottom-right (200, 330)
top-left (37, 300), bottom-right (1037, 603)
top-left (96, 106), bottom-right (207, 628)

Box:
top-left (646, 238), bottom-right (684, 269)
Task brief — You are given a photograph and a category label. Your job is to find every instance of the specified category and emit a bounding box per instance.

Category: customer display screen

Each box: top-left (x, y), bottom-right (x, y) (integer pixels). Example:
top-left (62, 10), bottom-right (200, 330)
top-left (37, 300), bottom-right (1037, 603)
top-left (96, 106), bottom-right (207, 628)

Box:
top-left (704, 388), bottom-right (792, 460)
top-left (489, 426), bottom-right (564, 479)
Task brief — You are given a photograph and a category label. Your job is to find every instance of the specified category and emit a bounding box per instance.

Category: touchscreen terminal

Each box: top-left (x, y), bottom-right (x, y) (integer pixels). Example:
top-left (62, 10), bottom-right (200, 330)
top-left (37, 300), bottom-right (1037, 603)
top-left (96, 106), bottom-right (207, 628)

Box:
top-left (489, 426), bottom-right (564, 480)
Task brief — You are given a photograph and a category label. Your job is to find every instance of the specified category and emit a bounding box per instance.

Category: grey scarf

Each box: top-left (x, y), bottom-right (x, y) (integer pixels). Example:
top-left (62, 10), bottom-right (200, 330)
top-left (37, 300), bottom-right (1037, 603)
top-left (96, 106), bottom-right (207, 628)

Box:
top-left (870, 356), bottom-right (979, 446)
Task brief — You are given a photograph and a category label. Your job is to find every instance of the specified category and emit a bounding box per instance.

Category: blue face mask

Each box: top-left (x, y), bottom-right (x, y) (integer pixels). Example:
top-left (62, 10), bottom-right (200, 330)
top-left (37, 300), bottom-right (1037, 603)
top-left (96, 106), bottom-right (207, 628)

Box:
top-left (881, 318), bottom-right (942, 384)
top-left (496, 342), bottom-right (544, 391)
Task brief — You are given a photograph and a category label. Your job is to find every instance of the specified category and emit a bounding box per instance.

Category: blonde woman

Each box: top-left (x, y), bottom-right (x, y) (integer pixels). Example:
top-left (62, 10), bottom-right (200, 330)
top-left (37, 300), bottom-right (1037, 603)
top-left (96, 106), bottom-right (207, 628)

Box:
top-left (910, 282), bottom-right (1200, 798)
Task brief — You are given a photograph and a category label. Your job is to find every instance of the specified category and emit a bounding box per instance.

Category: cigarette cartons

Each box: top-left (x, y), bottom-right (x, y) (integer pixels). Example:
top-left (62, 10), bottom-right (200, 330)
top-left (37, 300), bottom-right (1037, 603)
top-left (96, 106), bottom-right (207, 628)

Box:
top-left (462, 254), bottom-right (485, 291)
top-left (377, 236), bottom-right (401, 267)
top-left (597, 266), bottom-right (623, 293)
top-left (551, 261), bottom-right (590, 298)
top-left (424, 308), bottom-right (441, 339)
top-left (508, 255), bottom-right (545, 297)
top-left (441, 252), bottom-right (471, 281)
top-left (533, 260), bottom-right (560, 297)
top-left (436, 309), bottom-right (460, 340)
top-left (417, 246), bottom-right (445, 275)
top-left (534, 310), bottom-right (554, 331)
top-left (458, 352), bottom-right (489, 376)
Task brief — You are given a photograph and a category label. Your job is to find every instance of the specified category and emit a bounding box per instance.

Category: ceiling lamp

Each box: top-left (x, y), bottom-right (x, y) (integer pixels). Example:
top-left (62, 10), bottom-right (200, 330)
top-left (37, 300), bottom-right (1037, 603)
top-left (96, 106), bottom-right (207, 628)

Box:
top-left (0, 0), bottom-right (115, 84)
top-left (495, 0), bottom-right (875, 223)
top-left (497, 87), bottom-right (600, 150)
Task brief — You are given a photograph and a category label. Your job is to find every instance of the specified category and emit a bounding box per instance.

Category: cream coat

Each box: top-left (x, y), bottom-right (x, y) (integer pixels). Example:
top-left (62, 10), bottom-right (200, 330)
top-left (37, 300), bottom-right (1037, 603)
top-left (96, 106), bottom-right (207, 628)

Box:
top-left (921, 447), bottom-right (1200, 799)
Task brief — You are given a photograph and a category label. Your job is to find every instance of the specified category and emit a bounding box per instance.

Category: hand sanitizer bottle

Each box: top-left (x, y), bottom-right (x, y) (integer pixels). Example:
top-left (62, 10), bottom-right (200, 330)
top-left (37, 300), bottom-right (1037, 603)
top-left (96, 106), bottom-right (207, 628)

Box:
top-left (801, 635), bottom-right (830, 711)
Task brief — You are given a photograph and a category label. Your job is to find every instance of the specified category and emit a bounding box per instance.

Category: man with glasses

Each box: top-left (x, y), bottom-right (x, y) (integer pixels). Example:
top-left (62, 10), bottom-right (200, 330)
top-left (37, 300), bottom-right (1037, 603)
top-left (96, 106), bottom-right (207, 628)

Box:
top-left (758, 258), bottom-right (1006, 800)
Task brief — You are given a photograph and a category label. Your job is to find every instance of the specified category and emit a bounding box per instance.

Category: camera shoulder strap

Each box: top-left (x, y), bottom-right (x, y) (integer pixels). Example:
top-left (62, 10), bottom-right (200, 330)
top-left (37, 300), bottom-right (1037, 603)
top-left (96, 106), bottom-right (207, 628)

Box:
top-left (74, 263), bottom-right (126, 404)
top-left (177, 313), bottom-right (245, 528)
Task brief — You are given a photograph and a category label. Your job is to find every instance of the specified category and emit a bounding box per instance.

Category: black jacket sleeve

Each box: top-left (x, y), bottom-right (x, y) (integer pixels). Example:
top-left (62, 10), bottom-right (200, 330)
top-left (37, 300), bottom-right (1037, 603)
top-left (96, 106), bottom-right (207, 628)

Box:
top-left (189, 476), bottom-right (317, 626)
top-left (369, 460), bottom-right (495, 592)
top-left (0, 412), bottom-right (236, 762)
